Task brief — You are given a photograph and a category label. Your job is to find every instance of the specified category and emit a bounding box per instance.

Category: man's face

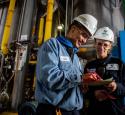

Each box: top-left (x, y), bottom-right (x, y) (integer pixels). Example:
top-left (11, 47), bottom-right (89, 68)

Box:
top-left (95, 39), bottom-right (112, 59)
top-left (68, 25), bottom-right (91, 48)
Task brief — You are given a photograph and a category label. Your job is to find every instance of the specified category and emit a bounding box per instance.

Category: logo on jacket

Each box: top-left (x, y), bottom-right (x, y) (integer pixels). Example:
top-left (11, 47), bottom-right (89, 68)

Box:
top-left (106, 64), bottom-right (119, 70)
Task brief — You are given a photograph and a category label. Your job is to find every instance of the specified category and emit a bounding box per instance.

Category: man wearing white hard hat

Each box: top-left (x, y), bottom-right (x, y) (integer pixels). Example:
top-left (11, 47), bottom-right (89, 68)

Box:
top-left (83, 27), bottom-right (125, 115)
top-left (35, 14), bottom-right (98, 115)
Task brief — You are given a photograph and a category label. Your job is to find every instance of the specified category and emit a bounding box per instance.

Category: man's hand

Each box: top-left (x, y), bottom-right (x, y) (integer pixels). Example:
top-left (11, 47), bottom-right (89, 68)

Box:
top-left (95, 90), bottom-right (108, 101)
top-left (94, 89), bottom-right (116, 101)
top-left (105, 80), bottom-right (117, 92)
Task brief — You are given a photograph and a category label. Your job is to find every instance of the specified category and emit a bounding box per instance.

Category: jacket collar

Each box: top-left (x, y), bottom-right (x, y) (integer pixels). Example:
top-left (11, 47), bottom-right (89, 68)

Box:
top-left (56, 36), bottom-right (78, 53)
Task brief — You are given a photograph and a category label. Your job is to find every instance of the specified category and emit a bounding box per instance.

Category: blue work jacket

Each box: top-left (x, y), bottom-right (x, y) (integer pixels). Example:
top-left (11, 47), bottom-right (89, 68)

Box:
top-left (35, 37), bottom-right (83, 111)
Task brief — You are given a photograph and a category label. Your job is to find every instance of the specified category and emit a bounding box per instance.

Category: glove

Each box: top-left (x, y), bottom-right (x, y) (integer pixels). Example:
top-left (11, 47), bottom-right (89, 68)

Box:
top-left (83, 72), bottom-right (102, 83)
top-left (82, 72), bottom-right (102, 93)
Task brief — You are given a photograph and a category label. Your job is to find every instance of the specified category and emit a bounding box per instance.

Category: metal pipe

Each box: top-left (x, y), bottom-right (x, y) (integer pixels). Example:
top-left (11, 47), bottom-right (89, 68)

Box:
top-left (17, 0), bottom-right (27, 41)
top-left (1, 0), bottom-right (16, 55)
top-left (71, 0), bottom-right (74, 22)
top-left (0, 8), bottom-right (3, 21)
top-left (8, 2), bottom-right (21, 47)
top-left (44, 0), bottom-right (54, 41)
top-left (65, 0), bottom-right (68, 36)
top-left (0, 7), bottom-right (8, 45)
top-left (0, 51), bottom-right (4, 75)
top-left (11, 0), bottom-right (35, 110)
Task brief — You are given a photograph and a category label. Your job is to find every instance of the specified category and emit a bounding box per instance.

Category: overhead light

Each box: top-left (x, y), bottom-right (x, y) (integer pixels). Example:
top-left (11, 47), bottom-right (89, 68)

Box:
top-left (57, 24), bottom-right (64, 30)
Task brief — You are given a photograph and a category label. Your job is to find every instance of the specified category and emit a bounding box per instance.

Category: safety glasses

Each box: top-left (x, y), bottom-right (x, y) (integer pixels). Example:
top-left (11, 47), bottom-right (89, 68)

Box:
top-left (96, 42), bottom-right (110, 48)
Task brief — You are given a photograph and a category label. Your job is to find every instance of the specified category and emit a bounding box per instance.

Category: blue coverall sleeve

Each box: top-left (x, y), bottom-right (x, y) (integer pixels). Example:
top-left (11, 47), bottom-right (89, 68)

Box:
top-left (36, 40), bottom-right (82, 90)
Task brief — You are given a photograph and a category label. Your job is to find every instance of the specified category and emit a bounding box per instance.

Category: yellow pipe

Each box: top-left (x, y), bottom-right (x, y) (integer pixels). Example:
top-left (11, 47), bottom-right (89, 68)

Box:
top-left (1, 0), bottom-right (16, 55)
top-left (44, 0), bottom-right (54, 41)
top-left (38, 17), bottom-right (44, 46)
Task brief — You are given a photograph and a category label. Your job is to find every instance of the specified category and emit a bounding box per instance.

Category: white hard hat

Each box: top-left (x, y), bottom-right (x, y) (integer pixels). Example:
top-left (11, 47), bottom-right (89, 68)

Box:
top-left (93, 27), bottom-right (114, 43)
top-left (73, 14), bottom-right (98, 36)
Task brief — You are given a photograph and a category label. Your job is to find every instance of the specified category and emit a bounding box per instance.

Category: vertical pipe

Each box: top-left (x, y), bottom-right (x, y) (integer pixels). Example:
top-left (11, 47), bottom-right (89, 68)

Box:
top-left (0, 8), bottom-right (3, 21)
top-left (8, 2), bottom-right (21, 46)
top-left (65, 0), bottom-right (68, 36)
top-left (0, 7), bottom-right (8, 45)
top-left (11, 0), bottom-right (35, 110)
top-left (38, 17), bottom-right (44, 46)
top-left (123, 0), bottom-right (125, 28)
top-left (1, 0), bottom-right (16, 55)
top-left (71, 0), bottom-right (74, 22)
top-left (44, 0), bottom-right (54, 41)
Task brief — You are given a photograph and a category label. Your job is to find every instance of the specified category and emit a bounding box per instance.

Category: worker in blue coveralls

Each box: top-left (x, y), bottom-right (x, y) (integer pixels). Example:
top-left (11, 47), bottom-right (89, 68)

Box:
top-left (35, 14), bottom-right (98, 115)
top-left (83, 27), bottom-right (125, 115)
